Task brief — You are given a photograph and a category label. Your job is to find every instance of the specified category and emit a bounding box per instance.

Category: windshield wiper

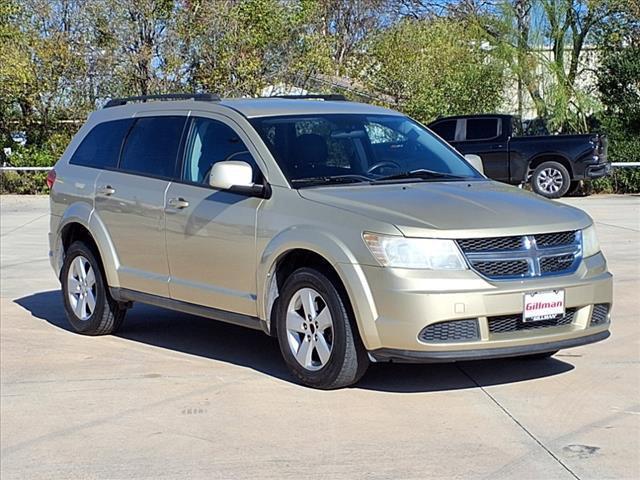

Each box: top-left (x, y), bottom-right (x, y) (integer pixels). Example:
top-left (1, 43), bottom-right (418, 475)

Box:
top-left (291, 174), bottom-right (370, 187)
top-left (372, 169), bottom-right (467, 184)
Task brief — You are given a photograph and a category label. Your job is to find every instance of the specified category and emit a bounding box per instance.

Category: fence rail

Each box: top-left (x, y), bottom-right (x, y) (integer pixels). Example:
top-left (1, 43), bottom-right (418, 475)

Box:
top-left (2, 162), bottom-right (640, 172)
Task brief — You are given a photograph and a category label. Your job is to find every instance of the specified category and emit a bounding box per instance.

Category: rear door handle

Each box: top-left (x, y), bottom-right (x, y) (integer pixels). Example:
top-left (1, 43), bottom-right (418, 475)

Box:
top-left (97, 185), bottom-right (115, 196)
top-left (167, 197), bottom-right (190, 209)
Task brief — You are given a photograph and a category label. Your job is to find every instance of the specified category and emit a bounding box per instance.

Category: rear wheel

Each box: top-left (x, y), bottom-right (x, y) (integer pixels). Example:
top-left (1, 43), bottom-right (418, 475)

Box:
top-left (531, 161), bottom-right (571, 198)
top-left (276, 268), bottom-right (369, 389)
top-left (61, 241), bottom-right (126, 335)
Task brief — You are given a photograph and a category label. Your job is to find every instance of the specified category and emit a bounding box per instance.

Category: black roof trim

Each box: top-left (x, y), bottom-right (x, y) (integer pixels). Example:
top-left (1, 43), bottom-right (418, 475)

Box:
top-left (104, 93), bottom-right (221, 108)
top-left (269, 94), bottom-right (347, 101)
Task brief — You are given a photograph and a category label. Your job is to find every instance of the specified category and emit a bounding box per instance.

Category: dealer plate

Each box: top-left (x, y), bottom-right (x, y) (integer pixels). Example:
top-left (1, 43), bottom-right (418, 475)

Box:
top-left (523, 290), bottom-right (565, 322)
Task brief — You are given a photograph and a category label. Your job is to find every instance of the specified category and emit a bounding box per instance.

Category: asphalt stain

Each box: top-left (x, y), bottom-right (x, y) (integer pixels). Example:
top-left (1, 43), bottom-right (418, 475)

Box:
top-left (563, 444), bottom-right (601, 458)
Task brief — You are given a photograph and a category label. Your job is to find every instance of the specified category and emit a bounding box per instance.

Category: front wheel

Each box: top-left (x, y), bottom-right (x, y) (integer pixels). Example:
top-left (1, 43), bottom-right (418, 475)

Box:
top-left (531, 161), bottom-right (571, 198)
top-left (276, 268), bottom-right (369, 389)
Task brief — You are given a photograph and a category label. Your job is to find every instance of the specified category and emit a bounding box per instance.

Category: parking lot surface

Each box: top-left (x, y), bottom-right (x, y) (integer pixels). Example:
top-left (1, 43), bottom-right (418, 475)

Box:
top-left (1, 194), bottom-right (639, 479)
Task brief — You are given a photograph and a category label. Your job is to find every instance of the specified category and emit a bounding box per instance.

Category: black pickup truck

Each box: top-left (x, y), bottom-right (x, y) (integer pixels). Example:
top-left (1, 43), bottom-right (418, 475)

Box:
top-left (428, 114), bottom-right (610, 198)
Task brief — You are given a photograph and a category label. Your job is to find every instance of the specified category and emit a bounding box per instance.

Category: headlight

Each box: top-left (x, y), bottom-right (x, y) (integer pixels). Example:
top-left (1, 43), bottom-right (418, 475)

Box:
top-left (582, 225), bottom-right (600, 257)
top-left (363, 233), bottom-right (468, 270)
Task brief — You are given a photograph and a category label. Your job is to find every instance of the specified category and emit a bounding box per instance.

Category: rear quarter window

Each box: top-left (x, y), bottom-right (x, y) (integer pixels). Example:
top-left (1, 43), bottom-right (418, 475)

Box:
top-left (465, 118), bottom-right (500, 141)
top-left (69, 119), bottom-right (133, 169)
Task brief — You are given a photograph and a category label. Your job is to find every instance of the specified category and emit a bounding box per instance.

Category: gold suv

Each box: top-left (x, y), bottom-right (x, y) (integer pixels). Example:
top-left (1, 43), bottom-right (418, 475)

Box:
top-left (48, 93), bottom-right (612, 389)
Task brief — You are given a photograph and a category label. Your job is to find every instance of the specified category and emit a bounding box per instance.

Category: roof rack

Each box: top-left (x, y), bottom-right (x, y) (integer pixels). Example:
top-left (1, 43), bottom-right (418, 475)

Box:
top-left (270, 94), bottom-right (347, 101)
top-left (103, 93), bottom-right (220, 108)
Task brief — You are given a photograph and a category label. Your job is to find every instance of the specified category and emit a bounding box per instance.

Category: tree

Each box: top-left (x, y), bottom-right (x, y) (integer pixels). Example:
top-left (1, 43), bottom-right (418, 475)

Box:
top-left (593, 0), bottom-right (640, 192)
top-left (312, 0), bottom-right (390, 76)
top-left (364, 18), bottom-right (506, 122)
top-left (0, 0), bottom-right (31, 149)
top-left (175, 0), bottom-right (334, 96)
top-left (89, 0), bottom-right (178, 97)
top-left (1, 1), bottom-right (92, 146)
top-left (488, 0), bottom-right (623, 132)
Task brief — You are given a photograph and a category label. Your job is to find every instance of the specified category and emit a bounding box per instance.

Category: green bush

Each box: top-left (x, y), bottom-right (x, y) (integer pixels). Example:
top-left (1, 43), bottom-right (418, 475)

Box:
top-left (0, 170), bottom-right (49, 194)
top-left (1, 132), bottom-right (70, 194)
top-left (592, 135), bottom-right (640, 194)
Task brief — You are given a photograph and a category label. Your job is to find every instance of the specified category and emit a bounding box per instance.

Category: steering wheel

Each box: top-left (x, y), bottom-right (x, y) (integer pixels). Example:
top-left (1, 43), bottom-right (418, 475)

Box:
top-left (367, 161), bottom-right (401, 175)
top-left (202, 150), bottom-right (251, 182)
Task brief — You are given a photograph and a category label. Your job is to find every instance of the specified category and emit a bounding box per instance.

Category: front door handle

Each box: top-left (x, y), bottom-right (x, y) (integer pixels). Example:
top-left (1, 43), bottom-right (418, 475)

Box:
top-left (97, 185), bottom-right (116, 196)
top-left (167, 197), bottom-right (190, 209)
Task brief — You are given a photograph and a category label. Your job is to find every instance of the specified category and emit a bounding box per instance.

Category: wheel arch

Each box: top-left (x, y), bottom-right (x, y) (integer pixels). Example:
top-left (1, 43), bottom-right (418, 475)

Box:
top-left (257, 229), bottom-right (380, 348)
top-left (528, 154), bottom-right (573, 178)
top-left (55, 204), bottom-right (120, 287)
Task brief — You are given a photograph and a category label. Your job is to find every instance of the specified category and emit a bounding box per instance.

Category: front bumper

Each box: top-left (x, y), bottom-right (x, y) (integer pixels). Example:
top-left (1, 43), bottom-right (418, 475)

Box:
top-left (370, 331), bottom-right (609, 363)
top-left (343, 252), bottom-right (612, 358)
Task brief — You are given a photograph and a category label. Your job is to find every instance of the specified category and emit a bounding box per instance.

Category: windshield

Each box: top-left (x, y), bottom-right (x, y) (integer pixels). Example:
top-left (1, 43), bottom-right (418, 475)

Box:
top-left (250, 114), bottom-right (483, 187)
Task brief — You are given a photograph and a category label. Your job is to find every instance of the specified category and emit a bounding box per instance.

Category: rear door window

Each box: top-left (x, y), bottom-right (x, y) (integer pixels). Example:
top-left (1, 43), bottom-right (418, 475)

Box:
top-left (465, 118), bottom-right (500, 141)
top-left (119, 116), bottom-right (187, 178)
top-left (70, 119), bottom-right (133, 169)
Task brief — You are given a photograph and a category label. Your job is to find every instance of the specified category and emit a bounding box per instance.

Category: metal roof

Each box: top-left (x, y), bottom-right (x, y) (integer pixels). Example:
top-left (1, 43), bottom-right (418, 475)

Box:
top-left (217, 98), bottom-right (399, 118)
top-left (99, 94), bottom-right (401, 119)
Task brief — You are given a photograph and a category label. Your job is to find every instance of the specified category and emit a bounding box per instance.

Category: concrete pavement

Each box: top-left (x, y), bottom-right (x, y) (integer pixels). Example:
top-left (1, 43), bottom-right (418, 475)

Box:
top-left (1, 194), bottom-right (639, 479)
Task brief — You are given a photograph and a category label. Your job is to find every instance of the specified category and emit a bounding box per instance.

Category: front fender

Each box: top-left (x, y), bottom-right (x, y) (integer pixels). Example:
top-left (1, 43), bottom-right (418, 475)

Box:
top-left (257, 226), bottom-right (381, 349)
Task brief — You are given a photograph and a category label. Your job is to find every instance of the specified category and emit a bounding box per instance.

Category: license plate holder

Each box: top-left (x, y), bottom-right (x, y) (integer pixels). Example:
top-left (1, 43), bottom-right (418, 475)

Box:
top-left (523, 290), bottom-right (565, 322)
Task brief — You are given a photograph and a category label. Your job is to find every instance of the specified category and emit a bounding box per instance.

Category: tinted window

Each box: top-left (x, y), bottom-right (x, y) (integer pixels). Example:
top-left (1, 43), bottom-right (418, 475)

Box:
top-left (182, 117), bottom-right (254, 184)
top-left (429, 120), bottom-right (456, 141)
top-left (466, 118), bottom-right (499, 141)
top-left (70, 119), bottom-right (133, 169)
top-left (120, 116), bottom-right (186, 177)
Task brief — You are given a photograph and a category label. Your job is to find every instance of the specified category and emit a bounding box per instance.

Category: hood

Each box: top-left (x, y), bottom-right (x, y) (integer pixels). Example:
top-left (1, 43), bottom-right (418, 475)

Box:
top-left (298, 180), bottom-right (591, 238)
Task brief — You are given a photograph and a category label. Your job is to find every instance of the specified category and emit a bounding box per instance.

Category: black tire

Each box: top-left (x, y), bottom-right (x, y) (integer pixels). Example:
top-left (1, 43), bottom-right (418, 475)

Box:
top-left (531, 161), bottom-right (571, 198)
top-left (275, 267), bottom-right (369, 389)
top-left (516, 350), bottom-right (558, 360)
top-left (566, 180), bottom-right (582, 196)
top-left (61, 241), bottom-right (126, 335)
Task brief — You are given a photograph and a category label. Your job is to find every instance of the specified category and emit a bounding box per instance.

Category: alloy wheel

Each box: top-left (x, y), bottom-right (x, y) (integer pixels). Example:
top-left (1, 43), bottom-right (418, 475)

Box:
top-left (536, 167), bottom-right (564, 194)
top-left (67, 255), bottom-right (97, 321)
top-left (286, 287), bottom-right (334, 371)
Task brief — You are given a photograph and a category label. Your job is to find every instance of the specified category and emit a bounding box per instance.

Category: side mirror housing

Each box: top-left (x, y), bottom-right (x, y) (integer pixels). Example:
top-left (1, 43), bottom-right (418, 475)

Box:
top-left (209, 161), bottom-right (269, 198)
top-left (464, 154), bottom-right (485, 175)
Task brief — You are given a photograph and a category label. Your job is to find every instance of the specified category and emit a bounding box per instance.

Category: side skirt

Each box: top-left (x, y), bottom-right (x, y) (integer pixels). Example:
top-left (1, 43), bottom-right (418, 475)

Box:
top-left (110, 287), bottom-right (269, 335)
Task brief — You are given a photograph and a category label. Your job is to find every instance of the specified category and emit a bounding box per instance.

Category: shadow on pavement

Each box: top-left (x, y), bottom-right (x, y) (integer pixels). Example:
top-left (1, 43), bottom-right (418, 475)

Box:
top-left (15, 290), bottom-right (574, 393)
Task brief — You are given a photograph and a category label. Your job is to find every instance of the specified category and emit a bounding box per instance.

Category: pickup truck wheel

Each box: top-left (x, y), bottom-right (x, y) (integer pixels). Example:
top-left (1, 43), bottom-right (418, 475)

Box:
top-left (61, 241), bottom-right (126, 335)
top-left (276, 268), bottom-right (369, 389)
top-left (531, 161), bottom-right (571, 198)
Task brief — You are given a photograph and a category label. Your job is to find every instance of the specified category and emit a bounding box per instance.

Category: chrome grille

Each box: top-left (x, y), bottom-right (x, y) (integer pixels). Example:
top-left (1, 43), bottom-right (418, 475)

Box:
top-left (488, 308), bottom-right (577, 334)
top-left (590, 304), bottom-right (610, 326)
top-left (419, 319), bottom-right (480, 343)
top-left (457, 231), bottom-right (581, 280)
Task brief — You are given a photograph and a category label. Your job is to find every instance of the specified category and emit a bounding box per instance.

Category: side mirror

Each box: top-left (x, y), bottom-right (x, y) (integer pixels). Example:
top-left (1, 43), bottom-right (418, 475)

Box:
top-left (209, 161), bottom-right (269, 197)
top-left (464, 154), bottom-right (484, 175)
